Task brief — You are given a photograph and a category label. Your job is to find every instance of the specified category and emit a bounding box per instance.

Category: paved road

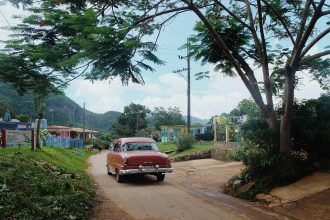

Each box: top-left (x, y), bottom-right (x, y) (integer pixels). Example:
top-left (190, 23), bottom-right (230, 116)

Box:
top-left (88, 151), bottom-right (292, 220)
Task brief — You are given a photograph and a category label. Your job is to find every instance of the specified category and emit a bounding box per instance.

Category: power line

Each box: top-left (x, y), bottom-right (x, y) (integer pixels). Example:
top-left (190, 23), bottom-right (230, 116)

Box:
top-left (0, 8), bottom-right (11, 27)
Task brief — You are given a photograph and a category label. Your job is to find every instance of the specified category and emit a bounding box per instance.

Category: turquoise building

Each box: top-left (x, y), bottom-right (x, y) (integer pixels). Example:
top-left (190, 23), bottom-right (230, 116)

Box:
top-left (160, 125), bottom-right (206, 142)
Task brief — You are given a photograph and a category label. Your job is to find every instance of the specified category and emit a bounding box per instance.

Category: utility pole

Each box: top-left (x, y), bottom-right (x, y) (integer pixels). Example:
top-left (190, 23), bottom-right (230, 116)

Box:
top-left (82, 102), bottom-right (85, 147)
top-left (173, 38), bottom-right (191, 133)
top-left (51, 103), bottom-right (54, 126)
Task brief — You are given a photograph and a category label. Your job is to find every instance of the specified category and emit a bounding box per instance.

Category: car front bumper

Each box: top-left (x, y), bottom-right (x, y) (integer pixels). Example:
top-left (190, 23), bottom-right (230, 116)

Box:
top-left (119, 167), bottom-right (174, 175)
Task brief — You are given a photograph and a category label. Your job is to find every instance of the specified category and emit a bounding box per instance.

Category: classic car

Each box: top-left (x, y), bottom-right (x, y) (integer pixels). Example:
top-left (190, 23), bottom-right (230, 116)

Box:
top-left (106, 137), bottom-right (174, 183)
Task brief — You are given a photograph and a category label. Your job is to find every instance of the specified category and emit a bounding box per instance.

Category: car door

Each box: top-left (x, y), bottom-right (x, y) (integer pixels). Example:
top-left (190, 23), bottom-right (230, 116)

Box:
top-left (111, 142), bottom-right (123, 170)
top-left (108, 142), bottom-right (119, 172)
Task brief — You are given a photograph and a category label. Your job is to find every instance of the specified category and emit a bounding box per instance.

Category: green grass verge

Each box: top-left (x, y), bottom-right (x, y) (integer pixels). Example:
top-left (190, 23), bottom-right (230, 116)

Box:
top-left (158, 141), bottom-right (215, 158)
top-left (0, 146), bottom-right (96, 220)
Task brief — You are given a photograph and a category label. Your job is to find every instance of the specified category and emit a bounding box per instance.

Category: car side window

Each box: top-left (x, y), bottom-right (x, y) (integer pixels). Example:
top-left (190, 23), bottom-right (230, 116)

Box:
top-left (124, 143), bottom-right (131, 152)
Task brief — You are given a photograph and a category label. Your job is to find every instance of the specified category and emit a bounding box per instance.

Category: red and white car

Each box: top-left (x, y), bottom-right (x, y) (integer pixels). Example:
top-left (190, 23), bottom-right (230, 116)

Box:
top-left (106, 137), bottom-right (174, 182)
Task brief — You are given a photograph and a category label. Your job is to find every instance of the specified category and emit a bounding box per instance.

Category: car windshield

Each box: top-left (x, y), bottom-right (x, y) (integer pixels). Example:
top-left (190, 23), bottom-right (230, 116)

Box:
top-left (124, 142), bottom-right (159, 152)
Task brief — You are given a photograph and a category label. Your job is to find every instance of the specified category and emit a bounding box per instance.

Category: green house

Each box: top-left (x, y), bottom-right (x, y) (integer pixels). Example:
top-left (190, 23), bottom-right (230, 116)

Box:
top-left (160, 125), bottom-right (206, 142)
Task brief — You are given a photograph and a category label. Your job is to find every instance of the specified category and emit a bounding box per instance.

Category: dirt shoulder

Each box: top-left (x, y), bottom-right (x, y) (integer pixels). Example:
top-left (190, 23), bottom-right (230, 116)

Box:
top-left (270, 171), bottom-right (330, 201)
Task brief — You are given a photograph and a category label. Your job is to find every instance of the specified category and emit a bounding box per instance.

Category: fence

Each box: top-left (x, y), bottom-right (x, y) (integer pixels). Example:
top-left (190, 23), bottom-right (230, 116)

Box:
top-left (46, 136), bottom-right (70, 148)
top-left (4, 130), bottom-right (31, 147)
top-left (1, 129), bottom-right (84, 148)
top-left (47, 136), bottom-right (84, 148)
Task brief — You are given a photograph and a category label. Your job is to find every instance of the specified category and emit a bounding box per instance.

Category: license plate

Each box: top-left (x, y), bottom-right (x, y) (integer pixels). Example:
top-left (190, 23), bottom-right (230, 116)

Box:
top-left (142, 166), bottom-right (154, 170)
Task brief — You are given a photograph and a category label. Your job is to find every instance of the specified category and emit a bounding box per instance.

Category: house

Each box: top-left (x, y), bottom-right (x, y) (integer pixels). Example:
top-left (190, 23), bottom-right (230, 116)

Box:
top-left (160, 125), bottom-right (206, 143)
top-left (47, 125), bottom-right (98, 148)
top-left (0, 112), bottom-right (31, 131)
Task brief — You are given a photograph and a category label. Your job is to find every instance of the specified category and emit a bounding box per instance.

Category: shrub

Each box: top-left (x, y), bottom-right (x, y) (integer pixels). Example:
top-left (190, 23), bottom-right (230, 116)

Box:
top-left (94, 132), bottom-right (118, 150)
top-left (231, 140), bottom-right (311, 196)
top-left (175, 133), bottom-right (195, 152)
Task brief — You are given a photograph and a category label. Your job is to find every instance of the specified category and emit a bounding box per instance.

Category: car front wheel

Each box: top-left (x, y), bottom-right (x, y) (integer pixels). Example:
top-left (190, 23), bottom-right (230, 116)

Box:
top-left (156, 173), bottom-right (165, 182)
top-left (116, 169), bottom-right (124, 183)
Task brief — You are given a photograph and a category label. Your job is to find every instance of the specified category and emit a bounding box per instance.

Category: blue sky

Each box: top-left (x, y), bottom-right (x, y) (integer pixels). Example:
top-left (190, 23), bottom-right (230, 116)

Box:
top-left (0, 3), bottom-right (325, 119)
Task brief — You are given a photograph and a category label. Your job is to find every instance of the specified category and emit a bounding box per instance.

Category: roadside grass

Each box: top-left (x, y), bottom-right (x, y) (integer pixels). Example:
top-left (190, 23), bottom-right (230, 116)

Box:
top-left (0, 146), bottom-right (96, 220)
top-left (158, 141), bottom-right (215, 158)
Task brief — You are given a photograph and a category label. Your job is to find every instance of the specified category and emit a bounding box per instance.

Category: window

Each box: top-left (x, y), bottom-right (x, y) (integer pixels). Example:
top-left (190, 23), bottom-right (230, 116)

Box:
top-left (123, 142), bottom-right (159, 152)
top-left (113, 143), bottom-right (121, 152)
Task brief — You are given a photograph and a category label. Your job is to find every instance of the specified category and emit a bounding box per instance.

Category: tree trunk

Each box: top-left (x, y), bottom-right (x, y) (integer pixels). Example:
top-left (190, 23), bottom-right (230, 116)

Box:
top-left (36, 112), bottom-right (43, 149)
top-left (280, 68), bottom-right (295, 155)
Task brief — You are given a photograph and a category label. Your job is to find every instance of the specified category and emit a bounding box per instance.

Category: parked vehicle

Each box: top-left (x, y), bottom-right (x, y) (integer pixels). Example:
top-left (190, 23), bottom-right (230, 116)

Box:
top-left (106, 137), bottom-right (174, 182)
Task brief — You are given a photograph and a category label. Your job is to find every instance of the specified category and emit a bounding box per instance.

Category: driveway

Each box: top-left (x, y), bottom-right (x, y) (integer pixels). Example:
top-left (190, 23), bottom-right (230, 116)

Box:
top-left (88, 151), bottom-right (292, 220)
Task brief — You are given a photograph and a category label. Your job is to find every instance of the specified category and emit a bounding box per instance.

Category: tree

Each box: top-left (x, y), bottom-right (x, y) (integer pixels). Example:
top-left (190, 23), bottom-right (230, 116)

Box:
top-left (4, 0), bottom-right (330, 155)
top-left (151, 106), bottom-right (186, 130)
top-left (33, 92), bottom-right (47, 149)
top-left (291, 94), bottom-right (330, 159)
top-left (230, 99), bottom-right (261, 120)
top-left (113, 103), bottom-right (150, 137)
top-left (15, 114), bottom-right (30, 123)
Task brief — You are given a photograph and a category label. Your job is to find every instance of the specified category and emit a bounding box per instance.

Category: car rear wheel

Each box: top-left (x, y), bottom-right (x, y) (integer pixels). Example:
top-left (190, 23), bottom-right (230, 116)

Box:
top-left (107, 164), bottom-right (112, 175)
top-left (116, 169), bottom-right (124, 183)
top-left (156, 173), bottom-right (165, 182)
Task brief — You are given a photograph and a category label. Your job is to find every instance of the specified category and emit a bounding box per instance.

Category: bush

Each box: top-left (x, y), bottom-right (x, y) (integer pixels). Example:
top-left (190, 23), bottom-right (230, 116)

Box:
top-left (175, 133), bottom-right (195, 152)
top-left (93, 132), bottom-right (118, 150)
top-left (231, 140), bottom-right (311, 196)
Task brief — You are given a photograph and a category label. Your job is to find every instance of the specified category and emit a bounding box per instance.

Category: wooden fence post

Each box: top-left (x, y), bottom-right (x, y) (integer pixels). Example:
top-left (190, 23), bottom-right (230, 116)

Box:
top-left (225, 125), bottom-right (230, 143)
top-left (1, 128), bottom-right (6, 148)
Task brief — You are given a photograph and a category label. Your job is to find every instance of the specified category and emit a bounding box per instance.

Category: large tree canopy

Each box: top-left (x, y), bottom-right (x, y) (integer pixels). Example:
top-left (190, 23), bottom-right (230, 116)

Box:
top-left (2, 0), bottom-right (330, 154)
top-left (151, 106), bottom-right (186, 130)
top-left (112, 103), bottom-right (150, 137)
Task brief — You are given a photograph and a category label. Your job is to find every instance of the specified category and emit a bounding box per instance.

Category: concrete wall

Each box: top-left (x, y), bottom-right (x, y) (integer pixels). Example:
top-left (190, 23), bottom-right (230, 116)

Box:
top-left (172, 142), bottom-right (238, 162)
top-left (6, 130), bottom-right (31, 147)
top-left (211, 142), bottom-right (237, 161)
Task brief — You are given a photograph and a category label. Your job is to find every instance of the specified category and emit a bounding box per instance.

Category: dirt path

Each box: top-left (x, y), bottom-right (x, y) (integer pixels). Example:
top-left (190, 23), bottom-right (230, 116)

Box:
top-left (88, 151), bottom-right (291, 220)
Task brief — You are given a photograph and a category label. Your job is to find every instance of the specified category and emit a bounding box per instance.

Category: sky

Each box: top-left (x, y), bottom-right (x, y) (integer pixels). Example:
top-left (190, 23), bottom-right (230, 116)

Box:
top-left (0, 2), bottom-right (325, 119)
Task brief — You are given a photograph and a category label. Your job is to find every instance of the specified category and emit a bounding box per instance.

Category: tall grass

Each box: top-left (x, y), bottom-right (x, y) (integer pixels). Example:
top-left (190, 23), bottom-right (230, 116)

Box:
top-left (0, 147), bottom-right (96, 220)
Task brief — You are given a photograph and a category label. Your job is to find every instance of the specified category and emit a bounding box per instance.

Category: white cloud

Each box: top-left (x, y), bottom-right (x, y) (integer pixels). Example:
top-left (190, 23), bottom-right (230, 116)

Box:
top-left (65, 72), bottom-right (252, 119)
top-left (67, 78), bottom-right (126, 113)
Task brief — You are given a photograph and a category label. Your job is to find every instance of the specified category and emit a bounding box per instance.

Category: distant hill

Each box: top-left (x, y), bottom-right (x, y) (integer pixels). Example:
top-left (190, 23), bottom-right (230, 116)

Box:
top-left (0, 83), bottom-right (120, 130)
top-left (183, 115), bottom-right (209, 126)
top-left (0, 83), bottom-right (210, 130)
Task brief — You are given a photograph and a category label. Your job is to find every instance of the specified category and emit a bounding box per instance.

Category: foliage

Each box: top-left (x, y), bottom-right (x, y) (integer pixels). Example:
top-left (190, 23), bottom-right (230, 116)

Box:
top-left (230, 99), bottom-right (261, 120)
top-left (151, 107), bottom-right (186, 130)
top-left (0, 147), bottom-right (95, 220)
top-left (40, 129), bottom-right (48, 146)
top-left (93, 132), bottom-right (118, 150)
top-left (290, 94), bottom-right (330, 160)
top-left (230, 95), bottom-right (330, 196)
top-left (15, 114), bottom-right (30, 123)
top-left (195, 126), bottom-right (214, 141)
top-left (158, 141), bottom-right (215, 158)
top-left (3, 0), bottom-right (330, 154)
top-left (113, 103), bottom-right (150, 137)
top-left (241, 115), bottom-right (276, 149)
top-left (231, 141), bottom-right (309, 195)
top-left (0, 100), bottom-right (15, 119)
top-left (175, 133), bottom-right (196, 153)
top-left (135, 128), bottom-right (152, 138)
top-left (240, 94), bottom-right (330, 159)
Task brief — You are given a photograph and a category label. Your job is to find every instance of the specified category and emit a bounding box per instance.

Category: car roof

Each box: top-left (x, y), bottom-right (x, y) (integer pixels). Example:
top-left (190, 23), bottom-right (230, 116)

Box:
top-left (114, 137), bottom-right (156, 145)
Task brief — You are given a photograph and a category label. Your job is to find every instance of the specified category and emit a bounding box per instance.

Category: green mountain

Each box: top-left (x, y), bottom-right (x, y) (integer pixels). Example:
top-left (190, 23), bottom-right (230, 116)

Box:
top-left (0, 83), bottom-right (120, 130)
